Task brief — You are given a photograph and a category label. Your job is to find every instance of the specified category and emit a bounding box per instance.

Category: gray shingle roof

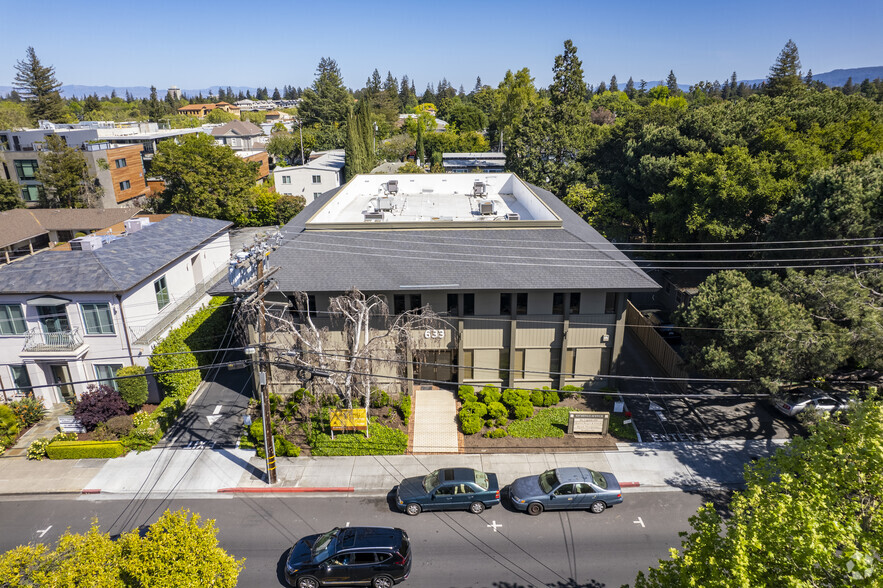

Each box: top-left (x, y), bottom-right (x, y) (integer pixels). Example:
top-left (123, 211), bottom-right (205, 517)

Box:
top-left (0, 215), bottom-right (232, 294)
top-left (267, 181), bottom-right (659, 293)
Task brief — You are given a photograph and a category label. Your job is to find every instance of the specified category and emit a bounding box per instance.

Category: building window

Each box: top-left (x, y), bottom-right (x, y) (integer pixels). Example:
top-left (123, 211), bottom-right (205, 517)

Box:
top-left (513, 349), bottom-right (525, 379)
top-left (463, 350), bottom-right (474, 380)
top-left (313, 192), bottom-right (322, 199)
top-left (119, 180), bottom-right (131, 191)
top-left (80, 303), bottom-right (115, 335)
top-left (0, 304), bottom-right (27, 335)
top-left (500, 293), bottom-right (512, 316)
top-left (9, 365), bottom-right (32, 394)
top-left (282, 175), bottom-right (291, 184)
top-left (605, 292), bottom-right (616, 314)
top-left (20, 185), bottom-right (42, 202)
top-left (394, 294), bottom-right (422, 314)
top-left (2, 162), bottom-right (9, 180)
top-left (447, 293), bottom-right (458, 316)
top-left (94, 364), bottom-right (123, 390)
top-left (35, 305), bottom-right (69, 333)
top-left (0, 134), bottom-right (9, 150)
top-left (14, 159), bottom-right (38, 180)
top-left (516, 293), bottom-right (528, 315)
top-left (114, 158), bottom-right (127, 168)
top-left (569, 292), bottom-right (581, 315)
top-left (409, 294), bottom-right (422, 312)
top-left (550, 347), bottom-right (561, 377)
top-left (463, 293), bottom-right (475, 316)
top-left (154, 276), bottom-right (170, 310)
top-left (552, 293), bottom-right (565, 315)
top-left (499, 349), bottom-right (509, 382)
top-left (312, 175), bottom-right (321, 184)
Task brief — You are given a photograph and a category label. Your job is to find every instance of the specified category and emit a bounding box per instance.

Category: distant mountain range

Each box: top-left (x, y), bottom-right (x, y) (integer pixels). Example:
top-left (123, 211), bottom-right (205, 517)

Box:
top-left (0, 66), bottom-right (881, 99)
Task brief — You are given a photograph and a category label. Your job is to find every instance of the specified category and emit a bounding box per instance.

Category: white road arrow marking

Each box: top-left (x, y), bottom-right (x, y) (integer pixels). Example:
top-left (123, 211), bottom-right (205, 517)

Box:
top-left (648, 401), bottom-right (663, 411)
top-left (634, 517), bottom-right (645, 528)
top-left (487, 521), bottom-right (503, 532)
top-left (36, 525), bottom-right (52, 538)
top-left (206, 415), bottom-right (221, 425)
top-left (213, 405), bottom-right (222, 415)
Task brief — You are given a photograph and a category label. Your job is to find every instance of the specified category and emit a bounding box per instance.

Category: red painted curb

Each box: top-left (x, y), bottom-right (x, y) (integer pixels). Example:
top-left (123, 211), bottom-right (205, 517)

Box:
top-left (81, 489), bottom-right (101, 494)
top-left (218, 487), bottom-right (355, 493)
top-left (620, 482), bottom-right (641, 488)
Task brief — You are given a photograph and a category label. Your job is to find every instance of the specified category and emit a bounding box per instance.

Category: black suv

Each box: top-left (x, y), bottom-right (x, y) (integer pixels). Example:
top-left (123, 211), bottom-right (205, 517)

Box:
top-left (285, 526), bottom-right (411, 588)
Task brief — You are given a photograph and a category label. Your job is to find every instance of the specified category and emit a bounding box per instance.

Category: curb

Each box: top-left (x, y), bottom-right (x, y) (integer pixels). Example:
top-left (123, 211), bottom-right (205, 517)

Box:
top-left (81, 488), bottom-right (101, 494)
top-left (218, 487), bottom-right (355, 494)
top-left (620, 482), bottom-right (640, 488)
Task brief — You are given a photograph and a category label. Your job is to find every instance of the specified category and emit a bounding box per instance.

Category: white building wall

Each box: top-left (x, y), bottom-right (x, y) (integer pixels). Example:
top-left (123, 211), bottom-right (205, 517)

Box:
top-left (274, 168), bottom-right (341, 203)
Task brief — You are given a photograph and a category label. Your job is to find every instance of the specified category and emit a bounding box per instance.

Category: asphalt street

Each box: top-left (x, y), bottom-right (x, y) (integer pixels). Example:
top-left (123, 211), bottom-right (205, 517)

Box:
top-left (0, 491), bottom-right (706, 588)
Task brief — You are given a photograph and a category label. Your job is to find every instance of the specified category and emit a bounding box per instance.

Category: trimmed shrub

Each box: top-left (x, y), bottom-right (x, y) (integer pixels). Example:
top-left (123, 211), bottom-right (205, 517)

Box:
top-left (106, 414), bottom-right (134, 438)
top-left (559, 385), bottom-right (582, 400)
top-left (27, 438), bottom-right (51, 460)
top-left (73, 385), bottom-right (128, 431)
top-left (396, 394), bottom-right (412, 422)
top-left (370, 389), bottom-right (391, 408)
top-left (502, 388), bottom-right (530, 409)
top-left (480, 386), bottom-right (502, 404)
top-left (0, 404), bottom-right (21, 447)
top-left (116, 365), bottom-right (148, 409)
top-left (458, 385), bottom-right (478, 404)
top-left (529, 390), bottom-right (545, 406)
top-left (10, 396), bottom-right (46, 427)
top-left (486, 401), bottom-right (508, 421)
top-left (543, 389), bottom-right (560, 406)
top-left (46, 440), bottom-right (127, 459)
top-left (513, 401), bottom-right (534, 420)
top-left (459, 414), bottom-right (483, 435)
top-left (460, 401), bottom-right (488, 419)
top-left (483, 428), bottom-right (508, 439)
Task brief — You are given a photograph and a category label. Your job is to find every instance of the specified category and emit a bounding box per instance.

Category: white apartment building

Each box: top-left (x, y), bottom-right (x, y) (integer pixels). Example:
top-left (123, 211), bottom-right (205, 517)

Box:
top-left (273, 149), bottom-right (345, 203)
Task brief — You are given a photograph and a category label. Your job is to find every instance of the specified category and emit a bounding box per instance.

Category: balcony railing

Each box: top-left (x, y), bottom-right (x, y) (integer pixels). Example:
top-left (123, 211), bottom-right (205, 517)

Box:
top-left (22, 327), bottom-right (84, 352)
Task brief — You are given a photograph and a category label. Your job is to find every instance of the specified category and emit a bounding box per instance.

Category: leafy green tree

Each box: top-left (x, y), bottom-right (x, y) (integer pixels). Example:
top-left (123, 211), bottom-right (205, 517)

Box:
top-left (13, 47), bottom-right (68, 123)
top-left (766, 152), bottom-right (883, 244)
top-left (266, 131), bottom-right (299, 165)
top-left (633, 398), bottom-right (883, 588)
top-left (416, 121), bottom-right (425, 166)
top-left (0, 101), bottom-right (30, 130)
top-left (491, 68), bottom-right (539, 148)
top-left (650, 146), bottom-right (792, 241)
top-left (377, 133), bottom-right (415, 162)
top-left (151, 133), bottom-right (259, 223)
top-left (397, 161), bottom-right (424, 174)
top-left (549, 40), bottom-right (585, 110)
top-left (562, 182), bottom-right (631, 240)
top-left (35, 135), bottom-right (102, 208)
top-left (675, 271), bottom-right (848, 389)
top-left (297, 57), bottom-right (351, 125)
top-left (766, 39), bottom-right (803, 97)
top-left (0, 179), bottom-right (24, 212)
top-left (205, 108), bottom-right (236, 124)
top-left (146, 85), bottom-right (166, 122)
top-left (238, 185), bottom-right (304, 226)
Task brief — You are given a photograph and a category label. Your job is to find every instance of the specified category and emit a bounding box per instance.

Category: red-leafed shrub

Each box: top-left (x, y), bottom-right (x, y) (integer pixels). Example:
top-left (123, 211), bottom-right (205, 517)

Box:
top-left (73, 385), bottom-right (129, 431)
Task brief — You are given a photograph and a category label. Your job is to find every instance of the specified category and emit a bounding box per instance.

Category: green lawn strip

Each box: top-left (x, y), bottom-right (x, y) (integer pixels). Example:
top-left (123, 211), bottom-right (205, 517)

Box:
top-left (309, 419), bottom-right (407, 456)
top-left (506, 407), bottom-right (571, 438)
top-left (607, 413), bottom-right (639, 441)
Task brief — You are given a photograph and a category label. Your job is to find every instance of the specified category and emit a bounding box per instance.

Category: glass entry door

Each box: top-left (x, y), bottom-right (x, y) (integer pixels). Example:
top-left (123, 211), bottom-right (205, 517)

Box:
top-left (50, 364), bottom-right (75, 404)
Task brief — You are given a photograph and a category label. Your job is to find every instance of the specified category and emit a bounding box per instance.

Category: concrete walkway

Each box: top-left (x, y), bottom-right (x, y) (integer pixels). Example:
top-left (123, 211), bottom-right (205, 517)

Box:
top-left (1, 404), bottom-right (70, 458)
top-left (410, 387), bottom-right (460, 454)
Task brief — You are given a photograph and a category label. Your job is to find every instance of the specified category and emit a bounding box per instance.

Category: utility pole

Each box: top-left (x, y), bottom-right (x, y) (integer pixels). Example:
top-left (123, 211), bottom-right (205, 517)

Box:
top-left (257, 259), bottom-right (277, 484)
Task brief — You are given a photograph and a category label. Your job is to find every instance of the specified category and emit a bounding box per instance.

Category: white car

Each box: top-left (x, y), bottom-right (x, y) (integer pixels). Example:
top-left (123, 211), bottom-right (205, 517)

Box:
top-left (772, 389), bottom-right (850, 418)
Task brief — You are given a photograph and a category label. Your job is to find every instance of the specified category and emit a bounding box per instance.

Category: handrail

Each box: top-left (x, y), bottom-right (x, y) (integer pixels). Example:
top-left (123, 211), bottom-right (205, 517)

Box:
top-left (22, 327), bottom-right (84, 352)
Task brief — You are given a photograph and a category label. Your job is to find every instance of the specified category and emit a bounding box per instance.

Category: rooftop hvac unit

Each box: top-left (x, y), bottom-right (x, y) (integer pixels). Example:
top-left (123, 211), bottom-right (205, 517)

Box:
top-left (478, 199), bottom-right (496, 215)
top-left (506, 212), bottom-right (520, 221)
top-left (124, 218), bottom-right (150, 233)
top-left (386, 180), bottom-right (398, 194)
top-left (473, 181), bottom-right (487, 196)
top-left (375, 196), bottom-right (393, 211)
top-left (69, 235), bottom-right (104, 251)
top-left (363, 205), bottom-right (384, 221)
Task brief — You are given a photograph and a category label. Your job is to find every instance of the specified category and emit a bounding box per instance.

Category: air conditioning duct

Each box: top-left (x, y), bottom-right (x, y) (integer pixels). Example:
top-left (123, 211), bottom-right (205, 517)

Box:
top-left (70, 235), bottom-right (103, 251)
top-left (478, 199), bottom-right (496, 215)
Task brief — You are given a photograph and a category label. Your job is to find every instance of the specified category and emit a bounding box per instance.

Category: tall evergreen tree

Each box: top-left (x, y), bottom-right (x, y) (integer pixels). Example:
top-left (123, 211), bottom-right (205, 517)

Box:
top-left (343, 99), bottom-right (373, 180)
top-left (383, 72), bottom-right (400, 110)
top-left (297, 57), bottom-right (351, 125)
top-left (766, 39), bottom-right (802, 97)
top-left (549, 39), bottom-right (585, 109)
top-left (369, 69), bottom-right (382, 95)
top-left (13, 47), bottom-right (67, 123)
top-left (596, 81), bottom-right (607, 95)
top-left (609, 75), bottom-right (618, 92)
top-left (473, 76), bottom-right (483, 94)
top-left (666, 70), bottom-right (679, 94)
top-left (35, 135), bottom-right (102, 208)
top-left (416, 121), bottom-right (425, 167)
top-left (804, 69), bottom-right (813, 86)
top-left (842, 77), bottom-right (855, 95)
top-left (625, 76), bottom-right (636, 98)
top-left (147, 86), bottom-right (165, 122)
top-left (272, 87), bottom-right (281, 100)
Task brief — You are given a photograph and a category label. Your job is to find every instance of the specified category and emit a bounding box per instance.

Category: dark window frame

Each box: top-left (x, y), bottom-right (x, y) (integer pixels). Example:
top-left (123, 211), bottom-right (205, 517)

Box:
top-left (154, 276), bottom-right (170, 310)
top-left (552, 292), bottom-right (565, 315)
top-left (446, 293), bottom-right (458, 316)
top-left (114, 158), bottom-right (127, 168)
top-left (463, 293), bottom-right (475, 316)
top-left (516, 292), bottom-right (528, 315)
top-left (604, 292), bottom-right (616, 314)
top-left (500, 293), bottom-right (512, 316)
top-left (569, 292), bottom-right (581, 315)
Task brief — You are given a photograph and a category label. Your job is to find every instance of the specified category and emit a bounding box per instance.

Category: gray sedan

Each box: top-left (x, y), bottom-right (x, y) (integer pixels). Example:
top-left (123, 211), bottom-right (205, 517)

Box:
top-left (508, 467), bottom-right (623, 516)
top-left (772, 389), bottom-right (851, 418)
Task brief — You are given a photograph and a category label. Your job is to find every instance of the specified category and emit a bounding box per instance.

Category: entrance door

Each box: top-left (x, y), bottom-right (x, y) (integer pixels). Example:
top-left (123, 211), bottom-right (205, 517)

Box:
top-left (416, 351), bottom-right (456, 384)
top-left (50, 364), bottom-right (75, 404)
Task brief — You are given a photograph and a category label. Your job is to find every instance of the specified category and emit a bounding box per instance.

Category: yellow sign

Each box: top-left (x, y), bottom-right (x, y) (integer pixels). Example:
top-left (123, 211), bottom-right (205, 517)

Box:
top-left (330, 409), bottom-right (368, 431)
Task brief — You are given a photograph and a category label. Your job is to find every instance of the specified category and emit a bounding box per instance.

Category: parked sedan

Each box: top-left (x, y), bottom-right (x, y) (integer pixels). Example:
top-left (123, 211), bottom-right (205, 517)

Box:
top-left (396, 468), bottom-right (500, 515)
top-left (509, 467), bottom-right (622, 515)
top-left (772, 388), bottom-right (850, 418)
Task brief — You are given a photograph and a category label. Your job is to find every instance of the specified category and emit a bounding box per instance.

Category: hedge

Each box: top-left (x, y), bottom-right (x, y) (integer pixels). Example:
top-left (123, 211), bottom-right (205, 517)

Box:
top-left (47, 440), bottom-right (127, 459)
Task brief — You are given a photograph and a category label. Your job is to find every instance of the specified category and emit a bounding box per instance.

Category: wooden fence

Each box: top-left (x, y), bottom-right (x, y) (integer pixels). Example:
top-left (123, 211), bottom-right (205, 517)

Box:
top-left (625, 300), bottom-right (688, 392)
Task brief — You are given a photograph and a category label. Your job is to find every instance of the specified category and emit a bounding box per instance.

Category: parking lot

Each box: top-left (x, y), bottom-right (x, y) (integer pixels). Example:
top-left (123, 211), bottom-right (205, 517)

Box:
top-left (617, 331), bottom-right (805, 442)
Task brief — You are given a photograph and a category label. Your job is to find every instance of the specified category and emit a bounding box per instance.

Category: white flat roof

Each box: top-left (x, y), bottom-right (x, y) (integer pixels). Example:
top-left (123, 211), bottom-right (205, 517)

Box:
top-left (306, 173), bottom-right (561, 228)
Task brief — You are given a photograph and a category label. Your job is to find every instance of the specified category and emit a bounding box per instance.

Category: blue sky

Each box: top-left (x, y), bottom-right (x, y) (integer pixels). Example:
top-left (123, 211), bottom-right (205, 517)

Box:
top-left (2, 0), bottom-right (881, 91)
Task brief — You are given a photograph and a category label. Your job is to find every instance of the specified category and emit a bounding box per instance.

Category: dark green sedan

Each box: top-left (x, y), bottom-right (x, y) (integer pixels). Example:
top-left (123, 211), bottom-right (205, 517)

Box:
top-left (395, 468), bottom-right (500, 516)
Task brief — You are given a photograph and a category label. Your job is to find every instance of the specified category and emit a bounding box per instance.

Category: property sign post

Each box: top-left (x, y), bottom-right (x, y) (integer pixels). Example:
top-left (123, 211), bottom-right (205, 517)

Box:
top-left (329, 408), bottom-right (368, 439)
top-left (567, 411), bottom-right (609, 436)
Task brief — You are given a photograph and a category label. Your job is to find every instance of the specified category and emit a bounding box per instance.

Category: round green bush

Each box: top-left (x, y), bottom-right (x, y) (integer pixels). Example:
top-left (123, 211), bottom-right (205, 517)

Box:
top-left (483, 428), bottom-right (508, 439)
top-left (559, 385), bottom-right (582, 400)
top-left (370, 389), bottom-right (391, 408)
top-left (502, 388), bottom-right (530, 409)
top-left (495, 416), bottom-right (508, 427)
top-left (116, 365), bottom-right (148, 409)
top-left (529, 390), bottom-right (545, 406)
top-left (543, 390), bottom-right (560, 406)
top-left (486, 401), bottom-right (507, 420)
top-left (460, 401), bottom-right (488, 419)
top-left (458, 386), bottom-right (478, 404)
top-left (513, 401), bottom-right (534, 420)
top-left (459, 414), bottom-right (483, 435)
top-left (480, 386), bottom-right (501, 403)
top-left (106, 414), bottom-right (134, 438)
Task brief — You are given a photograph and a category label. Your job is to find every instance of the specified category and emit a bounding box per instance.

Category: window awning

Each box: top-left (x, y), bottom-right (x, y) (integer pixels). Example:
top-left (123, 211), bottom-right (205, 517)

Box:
top-left (26, 296), bottom-right (71, 306)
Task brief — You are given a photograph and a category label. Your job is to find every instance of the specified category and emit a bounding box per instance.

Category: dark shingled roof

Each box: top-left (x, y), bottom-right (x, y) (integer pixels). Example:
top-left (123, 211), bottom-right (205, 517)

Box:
top-left (0, 215), bottom-right (232, 294)
top-left (267, 181), bottom-right (659, 293)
